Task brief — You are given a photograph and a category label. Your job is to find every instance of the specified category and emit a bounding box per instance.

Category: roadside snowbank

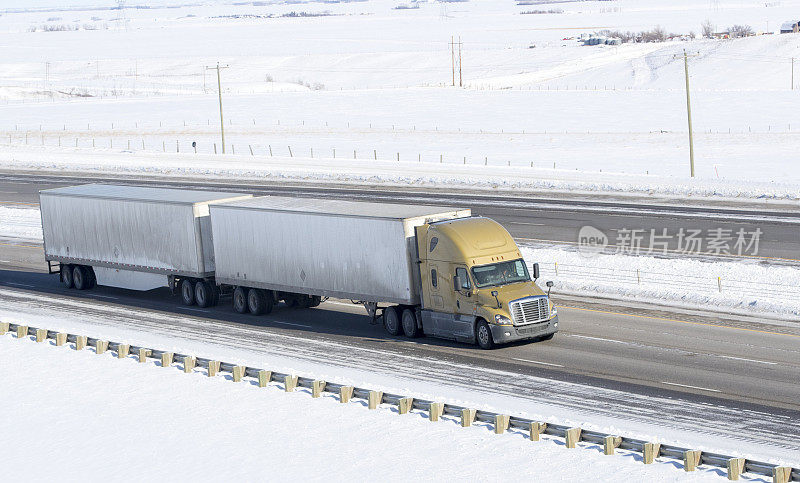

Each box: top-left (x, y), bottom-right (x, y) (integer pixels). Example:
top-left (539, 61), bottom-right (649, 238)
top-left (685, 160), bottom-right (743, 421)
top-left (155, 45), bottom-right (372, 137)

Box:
top-left (0, 333), bottom-right (721, 481)
top-left (0, 205), bottom-right (42, 242)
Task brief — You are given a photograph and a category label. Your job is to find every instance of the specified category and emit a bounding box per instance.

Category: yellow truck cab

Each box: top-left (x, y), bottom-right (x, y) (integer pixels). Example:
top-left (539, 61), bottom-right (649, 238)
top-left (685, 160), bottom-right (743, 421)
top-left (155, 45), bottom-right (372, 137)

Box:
top-left (415, 216), bottom-right (558, 349)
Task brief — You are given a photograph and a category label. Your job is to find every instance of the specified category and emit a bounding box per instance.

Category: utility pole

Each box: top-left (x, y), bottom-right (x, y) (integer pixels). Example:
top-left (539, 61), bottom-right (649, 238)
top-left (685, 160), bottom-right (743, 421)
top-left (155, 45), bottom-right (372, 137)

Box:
top-left (450, 36), bottom-right (455, 86)
top-left (675, 50), bottom-right (699, 177)
top-left (206, 62), bottom-right (229, 154)
top-left (458, 36), bottom-right (463, 87)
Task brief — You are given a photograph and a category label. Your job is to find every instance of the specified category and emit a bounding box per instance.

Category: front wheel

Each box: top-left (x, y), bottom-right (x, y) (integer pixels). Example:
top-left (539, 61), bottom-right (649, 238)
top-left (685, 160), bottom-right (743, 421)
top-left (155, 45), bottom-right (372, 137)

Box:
top-left (60, 264), bottom-right (74, 289)
top-left (383, 306), bottom-right (401, 336)
top-left (233, 286), bottom-right (249, 314)
top-left (538, 332), bottom-right (555, 342)
top-left (476, 320), bottom-right (495, 350)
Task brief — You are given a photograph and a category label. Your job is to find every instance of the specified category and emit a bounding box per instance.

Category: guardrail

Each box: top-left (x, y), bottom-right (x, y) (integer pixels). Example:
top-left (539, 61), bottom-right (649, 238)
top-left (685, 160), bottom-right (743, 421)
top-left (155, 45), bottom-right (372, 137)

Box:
top-left (2, 321), bottom-right (798, 482)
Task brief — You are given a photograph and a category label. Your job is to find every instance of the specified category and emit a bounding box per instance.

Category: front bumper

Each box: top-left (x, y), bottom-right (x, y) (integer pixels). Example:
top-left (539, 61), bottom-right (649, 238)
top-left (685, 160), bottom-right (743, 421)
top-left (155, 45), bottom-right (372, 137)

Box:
top-left (490, 315), bottom-right (559, 345)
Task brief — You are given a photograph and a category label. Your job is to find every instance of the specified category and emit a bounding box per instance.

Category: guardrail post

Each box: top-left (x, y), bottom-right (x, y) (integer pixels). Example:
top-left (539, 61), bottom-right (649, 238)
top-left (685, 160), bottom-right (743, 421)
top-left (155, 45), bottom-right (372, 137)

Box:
top-left (161, 352), bottom-right (173, 368)
top-left (258, 370), bottom-right (272, 387)
top-left (643, 443), bottom-right (661, 464)
top-left (183, 356), bottom-right (196, 373)
top-left (232, 366), bottom-right (246, 382)
top-left (138, 348), bottom-right (151, 363)
top-left (55, 333), bottom-right (67, 346)
top-left (428, 402), bottom-right (444, 422)
top-left (398, 397), bottom-right (414, 415)
top-left (604, 435), bottom-right (622, 455)
top-left (75, 335), bottom-right (87, 351)
top-left (494, 415), bottom-right (510, 434)
top-left (773, 467), bottom-right (792, 483)
top-left (312, 380), bottom-right (326, 398)
top-left (530, 422), bottom-right (547, 441)
top-left (117, 344), bottom-right (130, 359)
top-left (284, 375), bottom-right (298, 392)
top-left (96, 340), bottom-right (109, 355)
top-left (207, 360), bottom-right (220, 377)
top-left (35, 329), bottom-right (48, 342)
top-left (0, 322), bottom-right (8, 335)
top-left (727, 458), bottom-right (745, 480)
top-left (461, 408), bottom-right (476, 427)
top-left (368, 391), bottom-right (383, 409)
top-left (16, 325), bottom-right (28, 339)
top-left (683, 450), bottom-right (701, 471)
top-left (565, 428), bottom-right (581, 448)
top-left (339, 385), bottom-right (354, 403)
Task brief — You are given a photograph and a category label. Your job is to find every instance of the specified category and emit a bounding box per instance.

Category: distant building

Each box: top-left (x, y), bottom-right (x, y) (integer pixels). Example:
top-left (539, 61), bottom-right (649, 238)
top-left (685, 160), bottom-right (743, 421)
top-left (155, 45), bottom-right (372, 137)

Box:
top-left (780, 21), bottom-right (800, 33)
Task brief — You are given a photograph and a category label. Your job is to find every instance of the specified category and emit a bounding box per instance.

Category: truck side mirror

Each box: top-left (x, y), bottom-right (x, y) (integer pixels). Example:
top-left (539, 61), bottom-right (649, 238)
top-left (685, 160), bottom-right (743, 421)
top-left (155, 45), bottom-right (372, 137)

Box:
top-left (453, 275), bottom-right (462, 291)
top-left (546, 280), bottom-right (554, 297)
top-left (532, 262), bottom-right (540, 281)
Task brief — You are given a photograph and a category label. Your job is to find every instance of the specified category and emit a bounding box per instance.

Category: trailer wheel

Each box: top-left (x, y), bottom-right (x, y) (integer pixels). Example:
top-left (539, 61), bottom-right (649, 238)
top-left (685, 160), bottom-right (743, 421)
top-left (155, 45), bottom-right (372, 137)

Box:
top-left (233, 286), bottom-right (249, 314)
top-left (60, 264), bottom-right (74, 289)
top-left (476, 320), bottom-right (495, 350)
top-left (307, 295), bottom-right (322, 308)
top-left (72, 265), bottom-right (90, 290)
top-left (283, 293), bottom-right (299, 308)
top-left (180, 279), bottom-right (195, 306)
top-left (401, 308), bottom-right (420, 338)
top-left (86, 266), bottom-right (97, 289)
top-left (195, 281), bottom-right (213, 308)
top-left (263, 290), bottom-right (275, 315)
top-left (383, 306), bottom-right (401, 336)
top-left (247, 288), bottom-right (267, 315)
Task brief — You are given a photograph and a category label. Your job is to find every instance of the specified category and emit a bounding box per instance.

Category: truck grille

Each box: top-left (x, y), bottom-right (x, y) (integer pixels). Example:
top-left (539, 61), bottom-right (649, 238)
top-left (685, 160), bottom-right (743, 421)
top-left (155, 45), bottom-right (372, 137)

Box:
top-left (509, 297), bottom-right (549, 326)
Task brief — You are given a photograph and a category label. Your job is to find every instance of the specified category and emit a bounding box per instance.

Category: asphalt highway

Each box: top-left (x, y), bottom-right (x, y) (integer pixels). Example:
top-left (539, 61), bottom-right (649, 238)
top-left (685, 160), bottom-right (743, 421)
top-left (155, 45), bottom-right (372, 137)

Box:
top-left (2, 173), bottom-right (800, 262)
top-left (1, 175), bottom-right (799, 451)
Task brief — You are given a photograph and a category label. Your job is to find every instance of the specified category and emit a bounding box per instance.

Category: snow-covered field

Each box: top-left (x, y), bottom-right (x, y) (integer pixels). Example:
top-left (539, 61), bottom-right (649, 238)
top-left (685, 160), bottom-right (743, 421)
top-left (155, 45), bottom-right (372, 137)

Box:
top-left (0, 205), bottom-right (42, 242)
top-left (0, 319), bottom-right (794, 480)
top-left (2, 0), bottom-right (800, 199)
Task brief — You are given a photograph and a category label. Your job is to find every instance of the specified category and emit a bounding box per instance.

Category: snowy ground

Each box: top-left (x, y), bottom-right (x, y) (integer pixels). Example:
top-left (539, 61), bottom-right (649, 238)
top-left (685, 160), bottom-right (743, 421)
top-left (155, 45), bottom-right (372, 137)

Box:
top-left (0, 312), bottom-right (796, 480)
top-left (2, 0), bottom-right (800, 200)
top-left (3, 204), bottom-right (797, 319)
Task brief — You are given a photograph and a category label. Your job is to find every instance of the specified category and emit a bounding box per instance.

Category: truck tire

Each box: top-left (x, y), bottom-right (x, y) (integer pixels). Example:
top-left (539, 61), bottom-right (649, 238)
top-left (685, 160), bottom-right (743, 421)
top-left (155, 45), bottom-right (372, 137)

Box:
top-left (476, 320), bottom-right (495, 350)
top-left (383, 306), bottom-right (401, 336)
top-left (538, 333), bottom-right (555, 342)
top-left (60, 264), bottom-right (74, 289)
top-left (233, 286), bottom-right (249, 314)
top-left (72, 265), bottom-right (90, 290)
top-left (195, 281), bottom-right (213, 308)
top-left (247, 288), bottom-right (267, 315)
top-left (283, 293), bottom-right (299, 308)
top-left (180, 279), bottom-right (195, 306)
top-left (86, 266), bottom-right (97, 289)
top-left (401, 308), bottom-right (420, 338)
top-left (307, 295), bottom-right (322, 308)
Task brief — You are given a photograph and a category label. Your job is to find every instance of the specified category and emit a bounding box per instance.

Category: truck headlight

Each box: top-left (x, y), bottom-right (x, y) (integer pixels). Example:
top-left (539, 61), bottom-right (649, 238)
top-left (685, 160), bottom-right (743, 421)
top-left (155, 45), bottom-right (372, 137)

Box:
top-left (550, 303), bottom-right (557, 317)
top-left (494, 314), bottom-right (512, 325)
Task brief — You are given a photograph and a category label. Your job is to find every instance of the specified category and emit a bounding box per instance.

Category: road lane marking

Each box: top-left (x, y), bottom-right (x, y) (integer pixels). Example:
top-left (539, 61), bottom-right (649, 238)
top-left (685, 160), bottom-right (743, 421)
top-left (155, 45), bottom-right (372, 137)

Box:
top-left (6, 282), bottom-right (34, 288)
top-left (661, 381), bottom-right (720, 393)
top-left (272, 321), bottom-right (313, 329)
top-left (90, 294), bottom-right (119, 300)
top-left (513, 358), bottom-right (564, 368)
top-left (569, 334), bottom-right (630, 345)
top-left (561, 305), bottom-right (800, 339)
top-left (717, 355), bottom-right (778, 365)
top-left (0, 242), bottom-right (40, 248)
top-left (0, 201), bottom-right (38, 206)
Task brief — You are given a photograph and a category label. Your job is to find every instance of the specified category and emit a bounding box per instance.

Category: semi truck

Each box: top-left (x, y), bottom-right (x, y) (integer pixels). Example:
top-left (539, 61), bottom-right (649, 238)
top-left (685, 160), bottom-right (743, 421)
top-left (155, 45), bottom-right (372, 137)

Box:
top-left (40, 184), bottom-right (558, 349)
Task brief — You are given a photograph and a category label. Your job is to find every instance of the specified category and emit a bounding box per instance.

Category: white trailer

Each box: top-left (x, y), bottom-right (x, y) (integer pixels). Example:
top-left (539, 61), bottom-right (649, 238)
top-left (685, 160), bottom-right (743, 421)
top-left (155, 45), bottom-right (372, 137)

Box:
top-left (40, 184), bottom-right (250, 303)
top-left (209, 196), bottom-right (469, 315)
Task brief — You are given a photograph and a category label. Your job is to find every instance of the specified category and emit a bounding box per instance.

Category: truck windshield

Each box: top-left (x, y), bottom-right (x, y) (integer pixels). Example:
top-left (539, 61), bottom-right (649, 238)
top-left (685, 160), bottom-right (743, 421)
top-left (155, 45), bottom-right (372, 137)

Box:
top-left (471, 259), bottom-right (530, 288)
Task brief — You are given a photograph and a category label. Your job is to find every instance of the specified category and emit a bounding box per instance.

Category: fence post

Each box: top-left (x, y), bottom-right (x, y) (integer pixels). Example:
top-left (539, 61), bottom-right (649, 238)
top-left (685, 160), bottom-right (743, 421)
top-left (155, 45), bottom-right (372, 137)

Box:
top-left (183, 356), bottom-right (196, 373)
top-left (137, 348), bottom-right (151, 362)
top-left (214, 143), bottom-right (217, 154)
top-left (637, 269), bottom-right (641, 284)
top-left (494, 414), bottom-right (510, 434)
top-left (232, 365), bottom-right (246, 382)
top-left (564, 428), bottom-right (581, 448)
top-left (339, 385), bottom-right (354, 403)
top-left (35, 329), bottom-right (48, 342)
top-left (75, 335), bottom-right (87, 351)
top-left (161, 352), bottom-right (173, 368)
top-left (683, 450), bottom-right (701, 472)
top-left (55, 333), bottom-right (67, 346)
top-left (368, 391), bottom-right (383, 409)
top-left (428, 402), bottom-right (444, 422)
top-left (16, 325), bottom-right (28, 339)
top-left (643, 443), bottom-right (661, 464)
top-left (258, 370), bottom-right (272, 387)
top-left (773, 467), bottom-right (792, 483)
top-left (604, 436), bottom-right (622, 455)
top-left (461, 408), bottom-right (476, 427)
top-left (398, 397), bottom-right (414, 415)
top-left (727, 458), bottom-right (745, 480)
top-left (312, 380), bottom-right (326, 398)
top-left (310, 147), bottom-right (313, 158)
top-left (284, 375), bottom-right (298, 392)
top-left (96, 340), bottom-right (109, 355)
top-left (554, 262), bottom-right (559, 276)
top-left (117, 344), bottom-right (130, 359)
top-left (529, 422), bottom-right (547, 441)
top-left (207, 360), bottom-right (220, 376)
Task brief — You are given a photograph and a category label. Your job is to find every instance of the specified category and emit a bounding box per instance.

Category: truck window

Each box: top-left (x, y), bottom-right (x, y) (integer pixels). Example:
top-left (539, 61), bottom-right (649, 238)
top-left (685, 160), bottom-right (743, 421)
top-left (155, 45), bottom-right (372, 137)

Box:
top-left (431, 269), bottom-right (438, 288)
top-left (471, 259), bottom-right (530, 288)
top-left (429, 237), bottom-right (438, 252)
top-left (455, 267), bottom-right (470, 290)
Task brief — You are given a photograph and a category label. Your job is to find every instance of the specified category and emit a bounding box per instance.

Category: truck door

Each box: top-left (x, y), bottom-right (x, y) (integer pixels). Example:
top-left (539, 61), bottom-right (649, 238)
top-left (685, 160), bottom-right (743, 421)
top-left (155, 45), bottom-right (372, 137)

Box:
top-left (451, 265), bottom-right (476, 339)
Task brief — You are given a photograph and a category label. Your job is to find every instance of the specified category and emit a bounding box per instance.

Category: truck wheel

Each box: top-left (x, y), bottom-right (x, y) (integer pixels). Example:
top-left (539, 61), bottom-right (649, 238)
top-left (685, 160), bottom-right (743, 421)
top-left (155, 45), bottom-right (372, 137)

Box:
top-left (233, 286), bottom-right (249, 314)
top-left (538, 333), bottom-right (555, 342)
top-left (180, 279), bottom-right (195, 305)
top-left (86, 266), bottom-right (97, 289)
top-left (60, 264), bottom-right (74, 289)
top-left (307, 295), bottom-right (322, 308)
top-left (72, 265), bottom-right (90, 290)
top-left (247, 288), bottom-right (267, 315)
top-left (195, 281), bottom-right (213, 308)
top-left (401, 309), bottom-right (420, 338)
top-left (476, 320), bottom-right (495, 350)
top-left (383, 306), bottom-right (401, 336)
top-left (284, 293), bottom-right (299, 308)
top-left (263, 290), bottom-right (275, 314)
